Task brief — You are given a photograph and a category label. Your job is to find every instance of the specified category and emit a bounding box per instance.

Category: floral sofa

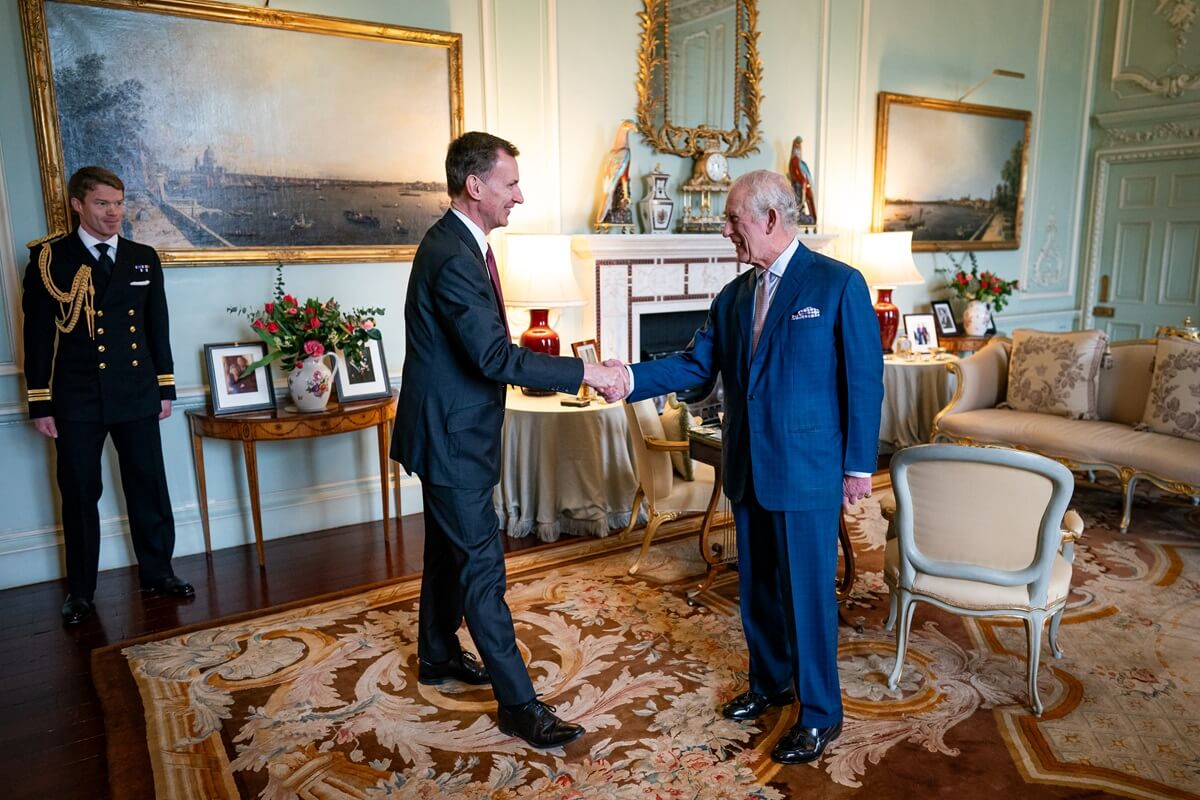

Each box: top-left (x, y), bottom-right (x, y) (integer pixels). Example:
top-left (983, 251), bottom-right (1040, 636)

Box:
top-left (931, 336), bottom-right (1200, 532)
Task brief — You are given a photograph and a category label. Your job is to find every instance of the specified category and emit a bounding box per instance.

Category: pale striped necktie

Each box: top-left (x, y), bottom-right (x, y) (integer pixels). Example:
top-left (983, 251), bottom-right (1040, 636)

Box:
top-left (751, 269), bottom-right (776, 355)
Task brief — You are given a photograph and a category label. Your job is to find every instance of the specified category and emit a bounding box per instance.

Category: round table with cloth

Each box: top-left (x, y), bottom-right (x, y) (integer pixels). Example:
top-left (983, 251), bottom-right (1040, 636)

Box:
top-left (879, 354), bottom-right (958, 452)
top-left (494, 387), bottom-right (641, 541)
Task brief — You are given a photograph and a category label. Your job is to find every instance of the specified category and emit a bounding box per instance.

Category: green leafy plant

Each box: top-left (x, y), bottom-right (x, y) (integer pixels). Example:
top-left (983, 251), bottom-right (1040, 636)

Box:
top-left (228, 264), bottom-right (384, 374)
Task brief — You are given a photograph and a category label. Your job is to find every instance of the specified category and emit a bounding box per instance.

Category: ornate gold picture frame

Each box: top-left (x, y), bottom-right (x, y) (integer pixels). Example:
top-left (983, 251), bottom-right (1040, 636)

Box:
top-left (19, 0), bottom-right (464, 266)
top-left (872, 92), bottom-right (1030, 252)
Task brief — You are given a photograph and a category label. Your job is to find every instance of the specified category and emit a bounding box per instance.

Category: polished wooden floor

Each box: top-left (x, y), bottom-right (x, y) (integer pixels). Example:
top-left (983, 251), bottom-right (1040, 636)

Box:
top-left (0, 514), bottom-right (557, 800)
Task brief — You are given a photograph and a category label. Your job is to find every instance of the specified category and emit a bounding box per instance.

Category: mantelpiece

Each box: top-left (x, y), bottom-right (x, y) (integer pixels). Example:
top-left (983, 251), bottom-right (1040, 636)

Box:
top-left (571, 233), bottom-right (837, 363)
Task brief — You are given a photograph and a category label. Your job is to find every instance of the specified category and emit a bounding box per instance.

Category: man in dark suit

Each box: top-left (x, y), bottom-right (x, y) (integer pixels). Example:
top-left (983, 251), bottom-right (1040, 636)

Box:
top-left (613, 170), bottom-right (883, 764)
top-left (23, 166), bottom-right (193, 626)
top-left (392, 132), bottom-right (625, 749)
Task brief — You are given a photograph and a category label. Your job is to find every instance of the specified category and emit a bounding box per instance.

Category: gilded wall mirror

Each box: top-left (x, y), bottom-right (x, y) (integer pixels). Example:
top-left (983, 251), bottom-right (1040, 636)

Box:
top-left (635, 0), bottom-right (763, 159)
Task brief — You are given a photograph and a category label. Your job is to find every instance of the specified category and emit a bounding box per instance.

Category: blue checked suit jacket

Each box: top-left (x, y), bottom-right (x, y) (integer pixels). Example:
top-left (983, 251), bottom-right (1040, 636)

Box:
top-left (629, 241), bottom-right (883, 511)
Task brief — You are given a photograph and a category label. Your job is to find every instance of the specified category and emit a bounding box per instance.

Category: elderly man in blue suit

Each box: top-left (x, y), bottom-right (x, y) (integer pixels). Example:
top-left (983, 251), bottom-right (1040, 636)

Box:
top-left (609, 169), bottom-right (883, 764)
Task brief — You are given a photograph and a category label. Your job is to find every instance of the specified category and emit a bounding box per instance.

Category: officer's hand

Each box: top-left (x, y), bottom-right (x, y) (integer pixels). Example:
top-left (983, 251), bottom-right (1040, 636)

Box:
top-left (34, 416), bottom-right (58, 439)
top-left (159, 400), bottom-right (172, 420)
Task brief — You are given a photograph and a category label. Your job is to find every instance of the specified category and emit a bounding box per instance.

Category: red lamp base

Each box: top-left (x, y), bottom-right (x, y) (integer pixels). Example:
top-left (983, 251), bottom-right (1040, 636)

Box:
top-left (519, 308), bottom-right (558, 396)
top-left (873, 287), bottom-right (899, 353)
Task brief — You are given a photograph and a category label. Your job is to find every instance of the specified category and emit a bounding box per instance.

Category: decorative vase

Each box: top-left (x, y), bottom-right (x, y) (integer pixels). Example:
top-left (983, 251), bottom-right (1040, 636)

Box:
top-left (963, 300), bottom-right (991, 337)
top-left (638, 164), bottom-right (675, 234)
top-left (287, 354), bottom-right (335, 412)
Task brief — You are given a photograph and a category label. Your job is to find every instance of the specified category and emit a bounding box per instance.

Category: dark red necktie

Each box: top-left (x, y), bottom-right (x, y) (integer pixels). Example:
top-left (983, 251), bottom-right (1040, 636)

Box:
top-left (484, 244), bottom-right (511, 339)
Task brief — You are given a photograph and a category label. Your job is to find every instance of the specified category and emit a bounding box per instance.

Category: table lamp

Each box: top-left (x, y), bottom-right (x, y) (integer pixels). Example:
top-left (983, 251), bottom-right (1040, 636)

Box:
top-left (503, 234), bottom-right (585, 395)
top-left (858, 231), bottom-right (925, 352)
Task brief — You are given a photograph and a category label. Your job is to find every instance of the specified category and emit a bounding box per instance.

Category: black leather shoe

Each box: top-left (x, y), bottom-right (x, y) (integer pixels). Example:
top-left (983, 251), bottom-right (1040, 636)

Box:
top-left (498, 699), bottom-right (585, 748)
top-left (61, 595), bottom-right (95, 626)
top-left (721, 688), bottom-right (796, 721)
top-left (418, 651), bottom-right (491, 686)
top-left (140, 575), bottom-right (195, 598)
top-left (771, 721), bottom-right (843, 764)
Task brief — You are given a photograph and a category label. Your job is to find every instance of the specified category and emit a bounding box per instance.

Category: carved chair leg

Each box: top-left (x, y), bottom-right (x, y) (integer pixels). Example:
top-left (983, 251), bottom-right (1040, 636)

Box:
top-left (887, 590), bottom-right (915, 690)
top-left (1048, 607), bottom-right (1065, 659)
top-left (1025, 611), bottom-right (1047, 716)
top-left (621, 486), bottom-right (645, 538)
top-left (1119, 474), bottom-right (1137, 534)
top-left (628, 513), bottom-right (665, 576)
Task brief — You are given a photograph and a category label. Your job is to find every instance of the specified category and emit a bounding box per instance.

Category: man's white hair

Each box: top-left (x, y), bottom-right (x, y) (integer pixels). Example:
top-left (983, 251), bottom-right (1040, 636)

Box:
top-left (731, 169), bottom-right (800, 231)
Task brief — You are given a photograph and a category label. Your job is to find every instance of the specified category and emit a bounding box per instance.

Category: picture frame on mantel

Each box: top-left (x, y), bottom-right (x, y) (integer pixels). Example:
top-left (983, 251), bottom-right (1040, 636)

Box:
top-left (18, 0), bottom-right (463, 266)
top-left (872, 92), bottom-right (1031, 252)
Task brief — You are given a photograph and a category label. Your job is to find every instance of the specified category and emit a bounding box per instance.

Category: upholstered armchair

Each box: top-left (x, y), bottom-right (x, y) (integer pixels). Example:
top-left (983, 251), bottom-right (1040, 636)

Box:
top-left (883, 443), bottom-right (1084, 716)
top-left (620, 400), bottom-right (717, 575)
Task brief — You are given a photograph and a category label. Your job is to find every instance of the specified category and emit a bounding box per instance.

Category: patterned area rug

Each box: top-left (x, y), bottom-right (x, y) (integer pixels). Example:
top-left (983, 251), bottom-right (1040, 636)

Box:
top-left (93, 483), bottom-right (1200, 799)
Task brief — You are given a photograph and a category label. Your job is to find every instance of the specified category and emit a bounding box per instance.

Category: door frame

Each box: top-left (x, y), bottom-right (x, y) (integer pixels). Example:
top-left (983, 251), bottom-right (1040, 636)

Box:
top-left (1079, 138), bottom-right (1200, 330)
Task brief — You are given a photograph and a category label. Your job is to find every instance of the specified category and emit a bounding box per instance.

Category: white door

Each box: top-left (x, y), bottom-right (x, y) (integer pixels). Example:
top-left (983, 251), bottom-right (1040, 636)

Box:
top-left (1092, 156), bottom-right (1200, 341)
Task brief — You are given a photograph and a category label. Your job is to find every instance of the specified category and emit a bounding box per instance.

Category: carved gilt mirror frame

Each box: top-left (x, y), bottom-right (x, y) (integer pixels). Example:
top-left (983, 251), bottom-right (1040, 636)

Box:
top-left (635, 0), bottom-right (763, 158)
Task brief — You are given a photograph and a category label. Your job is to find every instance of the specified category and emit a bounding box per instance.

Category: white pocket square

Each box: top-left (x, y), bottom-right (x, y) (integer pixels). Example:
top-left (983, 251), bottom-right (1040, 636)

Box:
top-left (129, 280), bottom-right (150, 286)
top-left (791, 307), bottom-right (821, 320)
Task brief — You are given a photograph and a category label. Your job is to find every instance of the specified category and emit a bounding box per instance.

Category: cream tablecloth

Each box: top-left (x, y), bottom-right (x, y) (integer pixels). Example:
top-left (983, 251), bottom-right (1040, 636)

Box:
top-left (879, 355), bottom-right (958, 452)
top-left (494, 387), bottom-right (640, 541)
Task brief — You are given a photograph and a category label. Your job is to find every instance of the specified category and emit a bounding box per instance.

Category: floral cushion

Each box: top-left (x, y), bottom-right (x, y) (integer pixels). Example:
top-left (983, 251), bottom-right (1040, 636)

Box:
top-left (1137, 336), bottom-right (1200, 441)
top-left (1002, 329), bottom-right (1108, 419)
top-left (660, 393), bottom-right (695, 481)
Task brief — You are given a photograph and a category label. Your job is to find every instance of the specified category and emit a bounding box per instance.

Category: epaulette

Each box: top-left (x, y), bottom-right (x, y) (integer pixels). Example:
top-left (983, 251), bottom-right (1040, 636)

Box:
top-left (26, 230), bottom-right (68, 251)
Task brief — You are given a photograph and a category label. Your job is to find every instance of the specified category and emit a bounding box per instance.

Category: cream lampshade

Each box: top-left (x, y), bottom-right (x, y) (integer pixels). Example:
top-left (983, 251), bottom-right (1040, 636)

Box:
top-left (857, 231), bottom-right (925, 352)
top-left (503, 234), bottom-right (585, 394)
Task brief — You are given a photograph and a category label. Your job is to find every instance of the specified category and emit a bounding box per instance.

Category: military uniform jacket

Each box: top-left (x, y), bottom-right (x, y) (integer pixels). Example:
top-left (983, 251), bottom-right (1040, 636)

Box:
top-left (22, 230), bottom-right (176, 424)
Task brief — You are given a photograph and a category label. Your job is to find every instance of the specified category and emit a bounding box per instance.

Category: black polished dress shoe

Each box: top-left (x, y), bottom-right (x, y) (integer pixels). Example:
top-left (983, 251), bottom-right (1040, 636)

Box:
top-left (140, 575), bottom-right (195, 598)
top-left (498, 699), bottom-right (585, 748)
top-left (61, 595), bottom-right (95, 626)
top-left (418, 651), bottom-right (491, 686)
top-left (721, 688), bottom-right (796, 721)
top-left (771, 721), bottom-right (843, 764)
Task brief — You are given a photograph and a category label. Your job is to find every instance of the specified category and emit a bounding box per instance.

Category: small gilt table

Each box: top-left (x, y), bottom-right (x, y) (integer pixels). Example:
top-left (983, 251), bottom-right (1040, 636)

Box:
top-left (186, 390), bottom-right (398, 567)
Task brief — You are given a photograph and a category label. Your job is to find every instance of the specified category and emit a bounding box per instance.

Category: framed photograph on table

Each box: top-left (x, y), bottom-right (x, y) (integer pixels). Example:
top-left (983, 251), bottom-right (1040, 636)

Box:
top-left (930, 300), bottom-right (958, 337)
top-left (903, 313), bottom-right (940, 354)
top-left (335, 338), bottom-right (391, 402)
top-left (204, 342), bottom-right (276, 414)
top-left (572, 339), bottom-right (600, 399)
top-left (872, 91), bottom-right (1030, 252)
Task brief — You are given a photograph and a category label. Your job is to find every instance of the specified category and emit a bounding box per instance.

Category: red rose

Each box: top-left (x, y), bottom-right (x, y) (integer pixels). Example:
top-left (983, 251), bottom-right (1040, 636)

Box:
top-left (287, 307), bottom-right (299, 315)
top-left (308, 317), bottom-right (320, 329)
top-left (252, 319), bottom-right (266, 330)
top-left (264, 302), bottom-right (274, 314)
top-left (303, 340), bottom-right (325, 358)
top-left (282, 294), bottom-right (297, 305)
top-left (266, 321), bottom-right (280, 333)
top-left (956, 273), bottom-right (969, 285)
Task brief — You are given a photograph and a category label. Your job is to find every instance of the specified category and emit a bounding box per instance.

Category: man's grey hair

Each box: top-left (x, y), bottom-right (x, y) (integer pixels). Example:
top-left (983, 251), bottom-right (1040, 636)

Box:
top-left (731, 169), bottom-right (800, 231)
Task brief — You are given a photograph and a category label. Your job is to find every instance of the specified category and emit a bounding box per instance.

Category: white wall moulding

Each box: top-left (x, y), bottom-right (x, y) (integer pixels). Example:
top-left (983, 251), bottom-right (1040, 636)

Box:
top-left (572, 233), bottom-right (836, 363)
top-left (1112, 0), bottom-right (1200, 98)
top-left (1094, 102), bottom-right (1200, 146)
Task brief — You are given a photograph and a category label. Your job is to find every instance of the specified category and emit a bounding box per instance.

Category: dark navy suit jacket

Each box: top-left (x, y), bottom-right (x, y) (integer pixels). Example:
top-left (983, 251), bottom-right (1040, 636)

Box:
top-left (392, 211), bottom-right (584, 489)
top-left (629, 241), bottom-right (883, 510)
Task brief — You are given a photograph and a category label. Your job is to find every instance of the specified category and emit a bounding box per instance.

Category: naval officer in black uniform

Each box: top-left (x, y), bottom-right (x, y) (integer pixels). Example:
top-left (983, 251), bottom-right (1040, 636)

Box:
top-left (23, 166), bottom-right (193, 625)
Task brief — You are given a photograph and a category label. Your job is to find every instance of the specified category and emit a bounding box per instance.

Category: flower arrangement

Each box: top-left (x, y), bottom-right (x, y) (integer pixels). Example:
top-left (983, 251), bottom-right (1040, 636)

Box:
top-left (229, 265), bottom-right (384, 374)
top-left (943, 253), bottom-right (1019, 312)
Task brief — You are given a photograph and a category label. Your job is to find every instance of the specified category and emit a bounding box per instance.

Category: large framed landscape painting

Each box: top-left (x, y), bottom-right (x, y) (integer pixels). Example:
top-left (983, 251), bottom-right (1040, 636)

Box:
top-left (872, 92), bottom-right (1030, 252)
top-left (18, 0), bottom-right (464, 266)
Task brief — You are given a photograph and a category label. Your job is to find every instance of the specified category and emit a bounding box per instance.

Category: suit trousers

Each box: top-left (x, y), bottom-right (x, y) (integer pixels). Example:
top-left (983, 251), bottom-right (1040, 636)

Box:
top-left (54, 414), bottom-right (176, 599)
top-left (418, 482), bottom-right (535, 707)
top-left (733, 476), bottom-right (842, 728)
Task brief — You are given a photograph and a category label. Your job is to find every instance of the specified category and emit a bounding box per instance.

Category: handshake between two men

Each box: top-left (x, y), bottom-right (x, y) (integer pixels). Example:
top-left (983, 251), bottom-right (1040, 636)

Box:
top-left (580, 359), bottom-right (631, 404)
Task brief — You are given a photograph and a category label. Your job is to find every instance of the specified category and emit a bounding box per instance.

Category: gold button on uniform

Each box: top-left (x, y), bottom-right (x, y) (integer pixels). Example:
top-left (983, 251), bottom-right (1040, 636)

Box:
top-left (131, 360), bottom-right (139, 367)
top-left (131, 343), bottom-right (138, 350)
top-left (128, 309), bottom-right (135, 316)
top-left (99, 362), bottom-right (107, 369)
top-left (129, 326), bottom-right (136, 333)
top-left (98, 345), bottom-right (106, 353)
top-left (97, 327), bottom-right (105, 335)
top-left (97, 310), bottom-right (104, 318)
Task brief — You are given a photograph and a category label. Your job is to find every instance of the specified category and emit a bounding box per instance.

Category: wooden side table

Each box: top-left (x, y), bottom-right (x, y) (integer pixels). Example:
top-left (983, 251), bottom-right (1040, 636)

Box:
top-left (939, 335), bottom-right (992, 355)
top-left (186, 390), bottom-right (398, 567)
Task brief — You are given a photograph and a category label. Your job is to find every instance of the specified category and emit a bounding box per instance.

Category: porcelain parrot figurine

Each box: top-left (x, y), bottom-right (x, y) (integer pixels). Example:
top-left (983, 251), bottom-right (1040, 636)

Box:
top-left (595, 119), bottom-right (637, 231)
